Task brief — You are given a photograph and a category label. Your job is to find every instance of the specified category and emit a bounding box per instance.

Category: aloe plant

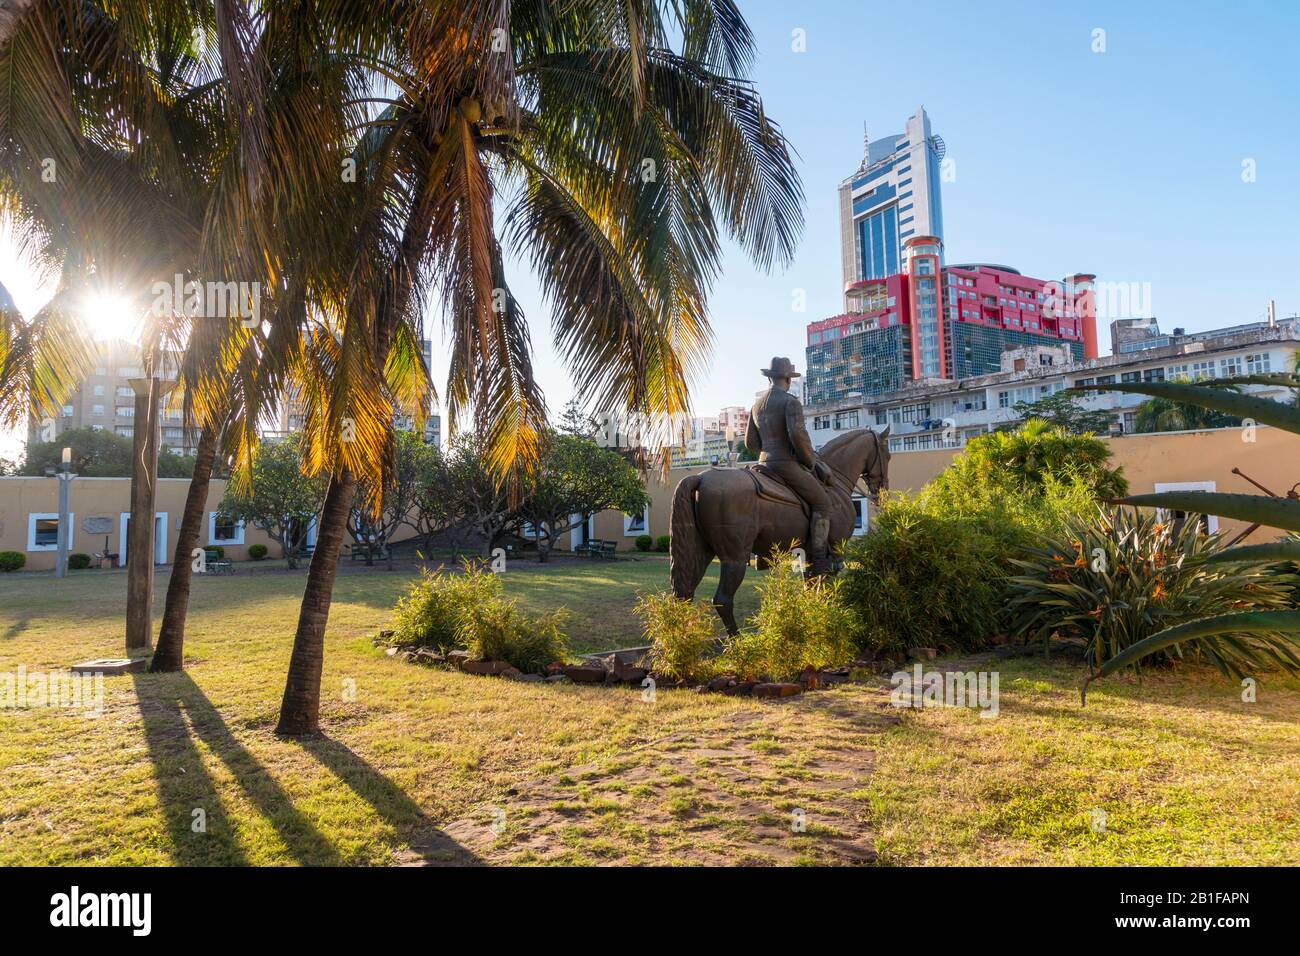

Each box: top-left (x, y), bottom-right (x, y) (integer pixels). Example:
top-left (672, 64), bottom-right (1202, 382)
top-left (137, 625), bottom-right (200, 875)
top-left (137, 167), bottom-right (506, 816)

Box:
top-left (1007, 508), bottom-right (1295, 685)
top-left (1067, 377), bottom-right (1300, 700)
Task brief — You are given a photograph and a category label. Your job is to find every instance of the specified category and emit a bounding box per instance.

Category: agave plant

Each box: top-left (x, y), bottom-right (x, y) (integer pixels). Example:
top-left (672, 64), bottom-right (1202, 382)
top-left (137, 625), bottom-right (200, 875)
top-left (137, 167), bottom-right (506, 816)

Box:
top-left (1007, 507), bottom-right (1297, 681)
top-left (1069, 374), bottom-right (1300, 701)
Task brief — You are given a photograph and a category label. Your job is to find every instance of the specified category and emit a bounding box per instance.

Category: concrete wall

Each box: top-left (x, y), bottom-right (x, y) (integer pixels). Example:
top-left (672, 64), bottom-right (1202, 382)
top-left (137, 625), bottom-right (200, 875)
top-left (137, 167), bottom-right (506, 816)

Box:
top-left (2, 426), bottom-right (1292, 571)
top-left (617, 426), bottom-right (1298, 544)
top-left (0, 476), bottom-right (279, 572)
top-left (867, 427), bottom-right (1298, 541)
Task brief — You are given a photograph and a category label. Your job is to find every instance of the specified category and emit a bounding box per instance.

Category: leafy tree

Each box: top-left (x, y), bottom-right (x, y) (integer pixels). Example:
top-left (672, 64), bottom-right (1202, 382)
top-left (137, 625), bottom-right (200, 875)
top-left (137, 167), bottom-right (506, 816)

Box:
top-left (2, 0), bottom-right (804, 735)
top-left (21, 427), bottom-right (194, 477)
top-left (556, 399), bottom-right (600, 440)
top-left (443, 434), bottom-right (518, 557)
top-left (937, 418), bottom-right (1128, 500)
top-left (735, 440), bottom-right (758, 462)
top-left (514, 431), bottom-right (648, 561)
top-left (410, 448), bottom-right (460, 558)
top-left (218, 438), bottom-right (328, 568)
top-left (1010, 390), bottom-right (1113, 435)
top-left (348, 429), bottom-right (431, 566)
top-left (1134, 378), bottom-right (1242, 433)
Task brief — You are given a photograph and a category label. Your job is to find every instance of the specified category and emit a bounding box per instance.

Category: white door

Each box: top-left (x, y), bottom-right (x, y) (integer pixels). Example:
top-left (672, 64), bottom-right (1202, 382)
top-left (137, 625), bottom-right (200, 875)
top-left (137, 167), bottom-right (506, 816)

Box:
top-left (119, 511), bottom-right (169, 566)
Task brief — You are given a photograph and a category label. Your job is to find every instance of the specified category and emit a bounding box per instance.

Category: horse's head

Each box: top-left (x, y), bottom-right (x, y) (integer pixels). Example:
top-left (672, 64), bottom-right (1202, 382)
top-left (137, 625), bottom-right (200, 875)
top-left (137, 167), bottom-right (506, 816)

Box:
top-left (862, 425), bottom-right (891, 504)
top-left (819, 426), bottom-right (892, 505)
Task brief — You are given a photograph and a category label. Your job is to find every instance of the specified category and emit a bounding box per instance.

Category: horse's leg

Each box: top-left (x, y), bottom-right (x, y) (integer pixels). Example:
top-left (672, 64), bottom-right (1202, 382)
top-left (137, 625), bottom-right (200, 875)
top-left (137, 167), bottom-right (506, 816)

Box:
top-left (712, 561), bottom-right (748, 636)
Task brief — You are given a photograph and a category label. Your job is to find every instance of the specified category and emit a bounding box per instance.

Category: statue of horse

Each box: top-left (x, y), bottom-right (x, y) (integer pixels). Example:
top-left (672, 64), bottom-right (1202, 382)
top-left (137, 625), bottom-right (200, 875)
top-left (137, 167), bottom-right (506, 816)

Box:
top-left (669, 427), bottom-right (891, 634)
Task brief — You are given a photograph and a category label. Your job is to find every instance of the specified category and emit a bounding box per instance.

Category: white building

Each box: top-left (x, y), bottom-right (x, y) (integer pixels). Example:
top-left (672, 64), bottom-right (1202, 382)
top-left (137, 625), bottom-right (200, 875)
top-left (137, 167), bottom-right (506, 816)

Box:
top-left (809, 318), bottom-right (1300, 453)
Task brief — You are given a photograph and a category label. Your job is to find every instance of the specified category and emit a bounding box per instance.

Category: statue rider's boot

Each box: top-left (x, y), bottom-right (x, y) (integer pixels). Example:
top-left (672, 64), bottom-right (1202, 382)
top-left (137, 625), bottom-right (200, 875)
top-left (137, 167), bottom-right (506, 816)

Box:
top-left (805, 510), bottom-right (833, 576)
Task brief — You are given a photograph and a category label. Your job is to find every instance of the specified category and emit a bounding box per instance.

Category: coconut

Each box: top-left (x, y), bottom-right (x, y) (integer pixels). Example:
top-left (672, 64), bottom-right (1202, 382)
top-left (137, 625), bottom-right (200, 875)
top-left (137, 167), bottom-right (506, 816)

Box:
top-left (458, 97), bottom-right (482, 123)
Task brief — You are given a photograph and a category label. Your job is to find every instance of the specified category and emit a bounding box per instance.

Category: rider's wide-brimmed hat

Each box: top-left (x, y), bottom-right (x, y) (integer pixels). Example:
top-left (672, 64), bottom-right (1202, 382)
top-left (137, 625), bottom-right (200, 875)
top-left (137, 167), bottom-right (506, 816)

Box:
top-left (761, 356), bottom-right (801, 379)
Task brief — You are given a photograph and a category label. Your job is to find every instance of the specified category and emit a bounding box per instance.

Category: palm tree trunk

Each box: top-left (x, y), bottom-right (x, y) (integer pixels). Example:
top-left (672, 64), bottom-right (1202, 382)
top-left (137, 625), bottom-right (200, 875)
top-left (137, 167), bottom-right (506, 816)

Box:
top-left (149, 424), bottom-right (218, 672)
top-left (275, 470), bottom-right (355, 735)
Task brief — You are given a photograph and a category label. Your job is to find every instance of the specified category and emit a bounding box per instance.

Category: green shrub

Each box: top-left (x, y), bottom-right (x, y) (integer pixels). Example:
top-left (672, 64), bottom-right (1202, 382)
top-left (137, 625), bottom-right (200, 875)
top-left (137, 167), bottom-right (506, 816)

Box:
top-left (0, 551), bottom-right (26, 572)
top-left (457, 596), bottom-right (569, 673)
top-left (838, 472), bottom-right (1095, 656)
top-left (389, 563), bottom-right (501, 652)
top-left (937, 419), bottom-right (1128, 500)
top-left (634, 534), bottom-right (654, 552)
top-left (207, 545), bottom-right (225, 559)
top-left (636, 591), bottom-right (718, 683)
top-left (654, 535), bottom-right (670, 553)
top-left (248, 544), bottom-right (268, 560)
top-left (67, 553), bottom-right (91, 570)
top-left (720, 553), bottom-right (856, 680)
top-left (1007, 506), bottom-right (1296, 672)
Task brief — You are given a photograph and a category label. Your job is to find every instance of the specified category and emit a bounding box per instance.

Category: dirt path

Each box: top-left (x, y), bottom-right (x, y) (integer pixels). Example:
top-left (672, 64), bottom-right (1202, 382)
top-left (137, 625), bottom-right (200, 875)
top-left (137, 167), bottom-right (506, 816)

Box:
top-left (399, 683), bottom-right (901, 866)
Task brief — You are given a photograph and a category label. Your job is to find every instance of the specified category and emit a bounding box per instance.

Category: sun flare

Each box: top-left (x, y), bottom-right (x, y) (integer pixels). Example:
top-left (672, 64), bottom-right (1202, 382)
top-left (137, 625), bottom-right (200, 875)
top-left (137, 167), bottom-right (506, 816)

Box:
top-left (82, 292), bottom-right (146, 343)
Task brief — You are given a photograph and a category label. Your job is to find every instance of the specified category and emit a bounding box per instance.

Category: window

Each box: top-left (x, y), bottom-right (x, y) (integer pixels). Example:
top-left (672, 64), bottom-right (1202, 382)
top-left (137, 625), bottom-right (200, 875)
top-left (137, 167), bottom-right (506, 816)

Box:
top-left (1220, 357), bottom-right (1241, 377)
top-left (875, 409), bottom-right (887, 425)
top-left (850, 495), bottom-right (868, 535)
top-left (813, 415), bottom-right (831, 430)
top-left (119, 366), bottom-right (141, 377)
top-left (1142, 367), bottom-right (1165, 383)
top-left (1153, 482), bottom-right (1219, 534)
top-left (92, 404), bottom-right (105, 416)
top-left (997, 391), bottom-right (1011, 408)
top-left (623, 506), bottom-right (650, 537)
top-left (28, 512), bottom-right (71, 552)
top-left (61, 405), bottom-right (73, 417)
top-left (116, 386), bottom-right (133, 398)
top-left (834, 410), bottom-right (859, 430)
top-left (116, 406), bottom-right (134, 417)
top-left (94, 367), bottom-right (107, 376)
top-left (115, 426), bottom-right (134, 438)
top-left (208, 512), bottom-right (245, 545)
top-left (93, 384), bottom-right (105, 396)
top-left (1246, 353), bottom-right (1272, 374)
top-left (1120, 372), bottom-right (1141, 384)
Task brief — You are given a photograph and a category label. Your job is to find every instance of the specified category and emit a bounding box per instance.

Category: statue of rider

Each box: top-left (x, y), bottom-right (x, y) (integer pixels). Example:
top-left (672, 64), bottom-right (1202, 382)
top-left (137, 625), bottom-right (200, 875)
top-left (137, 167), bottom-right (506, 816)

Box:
top-left (745, 357), bottom-right (833, 574)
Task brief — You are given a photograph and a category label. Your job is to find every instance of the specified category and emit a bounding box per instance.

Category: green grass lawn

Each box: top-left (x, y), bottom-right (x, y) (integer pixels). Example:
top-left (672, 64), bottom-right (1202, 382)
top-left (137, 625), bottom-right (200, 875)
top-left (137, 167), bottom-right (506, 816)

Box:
top-left (1, 558), bottom-right (1297, 865)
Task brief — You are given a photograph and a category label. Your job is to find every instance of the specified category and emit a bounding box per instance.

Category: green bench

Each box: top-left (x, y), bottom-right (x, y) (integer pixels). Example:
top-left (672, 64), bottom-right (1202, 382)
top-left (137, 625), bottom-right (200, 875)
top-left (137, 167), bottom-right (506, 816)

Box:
top-left (349, 543), bottom-right (390, 562)
top-left (204, 548), bottom-right (234, 574)
top-left (575, 539), bottom-right (617, 560)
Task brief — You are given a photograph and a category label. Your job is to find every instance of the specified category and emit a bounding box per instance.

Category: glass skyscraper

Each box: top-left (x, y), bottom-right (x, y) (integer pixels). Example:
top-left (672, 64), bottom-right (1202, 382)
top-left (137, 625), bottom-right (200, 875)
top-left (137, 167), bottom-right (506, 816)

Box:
top-left (838, 107), bottom-right (946, 298)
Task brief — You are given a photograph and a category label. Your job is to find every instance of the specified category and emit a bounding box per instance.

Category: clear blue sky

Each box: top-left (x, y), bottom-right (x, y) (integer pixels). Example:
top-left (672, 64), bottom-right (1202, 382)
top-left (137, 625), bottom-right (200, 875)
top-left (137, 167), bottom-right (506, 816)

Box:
top-left (4, 0), bottom-right (1298, 437)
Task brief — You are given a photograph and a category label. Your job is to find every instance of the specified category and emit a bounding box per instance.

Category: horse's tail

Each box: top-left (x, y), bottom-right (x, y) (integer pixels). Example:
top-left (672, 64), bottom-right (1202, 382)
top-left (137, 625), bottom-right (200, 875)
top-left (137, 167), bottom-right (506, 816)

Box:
top-left (670, 473), bottom-right (712, 599)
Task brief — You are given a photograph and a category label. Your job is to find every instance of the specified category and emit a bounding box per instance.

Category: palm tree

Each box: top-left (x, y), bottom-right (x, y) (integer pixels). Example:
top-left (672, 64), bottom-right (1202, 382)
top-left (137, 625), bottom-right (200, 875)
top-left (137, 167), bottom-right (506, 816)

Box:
top-left (1, 0), bottom-right (348, 670)
top-left (272, 0), bottom-right (805, 734)
top-left (1133, 377), bottom-right (1241, 433)
top-left (3, 2), bottom-right (803, 737)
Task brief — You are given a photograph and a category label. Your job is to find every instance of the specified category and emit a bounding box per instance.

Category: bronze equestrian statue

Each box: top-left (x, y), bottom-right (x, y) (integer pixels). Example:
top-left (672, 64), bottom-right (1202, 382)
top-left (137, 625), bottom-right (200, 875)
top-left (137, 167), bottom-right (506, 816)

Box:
top-left (670, 357), bottom-right (891, 634)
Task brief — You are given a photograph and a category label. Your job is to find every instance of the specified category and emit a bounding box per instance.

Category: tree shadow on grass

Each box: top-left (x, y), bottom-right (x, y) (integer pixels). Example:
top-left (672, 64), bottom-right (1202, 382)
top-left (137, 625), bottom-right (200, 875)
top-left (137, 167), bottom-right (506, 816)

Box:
top-left (132, 671), bottom-right (341, 865)
top-left (297, 733), bottom-right (482, 866)
top-left (1, 611), bottom-right (33, 641)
